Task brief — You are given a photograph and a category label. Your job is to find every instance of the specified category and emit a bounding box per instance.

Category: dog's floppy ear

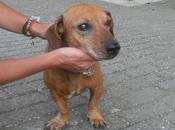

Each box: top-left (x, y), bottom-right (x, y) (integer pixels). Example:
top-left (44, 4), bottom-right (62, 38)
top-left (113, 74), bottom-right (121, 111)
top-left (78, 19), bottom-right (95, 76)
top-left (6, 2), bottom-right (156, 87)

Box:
top-left (46, 15), bottom-right (64, 51)
top-left (105, 11), bottom-right (114, 36)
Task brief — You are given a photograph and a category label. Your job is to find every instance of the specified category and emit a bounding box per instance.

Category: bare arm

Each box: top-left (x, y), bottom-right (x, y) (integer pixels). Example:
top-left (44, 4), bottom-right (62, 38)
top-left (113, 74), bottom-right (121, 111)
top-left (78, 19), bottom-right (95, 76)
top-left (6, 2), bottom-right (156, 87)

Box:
top-left (0, 52), bottom-right (52, 85)
top-left (0, 2), bottom-right (50, 38)
top-left (0, 2), bottom-right (27, 33)
top-left (0, 48), bottom-right (95, 85)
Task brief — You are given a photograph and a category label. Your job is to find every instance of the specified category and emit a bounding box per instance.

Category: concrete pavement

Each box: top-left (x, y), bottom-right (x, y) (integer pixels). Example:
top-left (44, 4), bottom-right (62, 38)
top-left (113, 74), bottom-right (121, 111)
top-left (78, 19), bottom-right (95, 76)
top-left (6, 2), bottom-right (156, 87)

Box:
top-left (1, 0), bottom-right (175, 130)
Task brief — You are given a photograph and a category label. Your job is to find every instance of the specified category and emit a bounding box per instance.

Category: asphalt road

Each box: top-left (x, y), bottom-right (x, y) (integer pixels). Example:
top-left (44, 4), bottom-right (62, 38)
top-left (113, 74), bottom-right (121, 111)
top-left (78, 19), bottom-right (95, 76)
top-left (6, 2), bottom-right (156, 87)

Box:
top-left (1, 0), bottom-right (175, 130)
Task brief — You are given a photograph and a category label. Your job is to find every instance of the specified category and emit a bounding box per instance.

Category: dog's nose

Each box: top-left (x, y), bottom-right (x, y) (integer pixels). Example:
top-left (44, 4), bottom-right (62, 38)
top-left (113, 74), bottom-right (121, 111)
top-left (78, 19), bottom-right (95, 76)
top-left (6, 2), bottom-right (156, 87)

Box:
top-left (106, 39), bottom-right (120, 57)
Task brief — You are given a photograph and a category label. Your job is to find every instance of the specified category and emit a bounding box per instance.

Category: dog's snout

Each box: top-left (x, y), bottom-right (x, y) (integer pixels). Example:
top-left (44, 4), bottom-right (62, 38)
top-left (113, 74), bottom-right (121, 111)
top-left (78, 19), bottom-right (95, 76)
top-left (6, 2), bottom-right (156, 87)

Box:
top-left (106, 39), bottom-right (120, 58)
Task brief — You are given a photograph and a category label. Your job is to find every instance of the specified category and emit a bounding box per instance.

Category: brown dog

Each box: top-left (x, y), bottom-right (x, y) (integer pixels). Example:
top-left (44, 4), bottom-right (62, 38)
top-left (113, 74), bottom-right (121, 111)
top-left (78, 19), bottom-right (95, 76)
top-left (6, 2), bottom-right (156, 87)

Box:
top-left (44, 3), bottom-right (120, 130)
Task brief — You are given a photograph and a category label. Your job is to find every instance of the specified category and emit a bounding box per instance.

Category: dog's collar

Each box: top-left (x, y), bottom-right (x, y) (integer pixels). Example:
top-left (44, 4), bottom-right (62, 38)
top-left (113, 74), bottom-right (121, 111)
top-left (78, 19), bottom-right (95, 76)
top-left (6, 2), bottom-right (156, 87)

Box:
top-left (83, 67), bottom-right (94, 76)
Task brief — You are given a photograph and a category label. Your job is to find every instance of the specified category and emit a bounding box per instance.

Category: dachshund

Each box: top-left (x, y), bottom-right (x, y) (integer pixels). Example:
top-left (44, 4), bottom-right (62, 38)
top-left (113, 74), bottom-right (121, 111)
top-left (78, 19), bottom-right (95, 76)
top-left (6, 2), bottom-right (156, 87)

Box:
top-left (44, 3), bottom-right (120, 130)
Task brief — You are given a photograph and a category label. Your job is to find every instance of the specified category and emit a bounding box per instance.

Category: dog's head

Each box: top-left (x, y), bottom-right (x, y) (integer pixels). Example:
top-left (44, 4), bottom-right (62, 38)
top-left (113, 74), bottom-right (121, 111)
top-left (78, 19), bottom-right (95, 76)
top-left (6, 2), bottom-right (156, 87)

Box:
top-left (47, 3), bottom-right (120, 60)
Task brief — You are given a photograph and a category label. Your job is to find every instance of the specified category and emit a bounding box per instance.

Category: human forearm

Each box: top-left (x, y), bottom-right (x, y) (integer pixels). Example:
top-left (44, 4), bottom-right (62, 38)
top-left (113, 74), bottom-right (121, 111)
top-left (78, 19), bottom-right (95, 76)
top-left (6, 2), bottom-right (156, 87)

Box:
top-left (0, 52), bottom-right (55, 85)
top-left (0, 2), bottom-right (51, 38)
top-left (0, 47), bottom-right (95, 85)
top-left (0, 2), bottom-right (28, 33)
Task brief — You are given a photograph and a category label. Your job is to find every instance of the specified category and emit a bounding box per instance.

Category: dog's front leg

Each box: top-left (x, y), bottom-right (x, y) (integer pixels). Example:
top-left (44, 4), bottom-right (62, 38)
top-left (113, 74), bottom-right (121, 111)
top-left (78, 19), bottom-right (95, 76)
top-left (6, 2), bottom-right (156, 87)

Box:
top-left (47, 90), bottom-right (70, 130)
top-left (87, 86), bottom-right (106, 128)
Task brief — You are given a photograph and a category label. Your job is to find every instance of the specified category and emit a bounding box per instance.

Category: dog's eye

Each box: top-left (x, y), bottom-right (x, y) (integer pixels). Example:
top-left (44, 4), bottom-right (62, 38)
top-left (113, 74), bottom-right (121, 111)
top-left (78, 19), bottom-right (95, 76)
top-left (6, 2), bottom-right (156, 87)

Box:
top-left (78, 23), bottom-right (91, 32)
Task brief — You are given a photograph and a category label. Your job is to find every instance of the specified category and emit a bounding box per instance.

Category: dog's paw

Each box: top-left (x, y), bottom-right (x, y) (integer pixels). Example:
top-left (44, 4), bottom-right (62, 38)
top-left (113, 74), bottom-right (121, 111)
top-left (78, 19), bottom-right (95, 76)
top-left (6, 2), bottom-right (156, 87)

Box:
top-left (87, 110), bottom-right (106, 128)
top-left (47, 114), bottom-right (69, 130)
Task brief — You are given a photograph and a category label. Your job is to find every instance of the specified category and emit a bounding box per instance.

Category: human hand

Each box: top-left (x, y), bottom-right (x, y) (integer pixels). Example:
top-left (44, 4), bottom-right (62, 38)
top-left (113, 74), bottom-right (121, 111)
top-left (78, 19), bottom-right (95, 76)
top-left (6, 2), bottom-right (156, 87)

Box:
top-left (49, 47), bottom-right (96, 72)
top-left (30, 22), bottom-right (53, 39)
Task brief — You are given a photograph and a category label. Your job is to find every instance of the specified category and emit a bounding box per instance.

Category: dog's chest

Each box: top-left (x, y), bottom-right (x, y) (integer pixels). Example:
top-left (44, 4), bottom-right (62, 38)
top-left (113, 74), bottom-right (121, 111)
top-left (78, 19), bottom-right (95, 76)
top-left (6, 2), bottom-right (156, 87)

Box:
top-left (66, 74), bottom-right (86, 99)
top-left (67, 84), bottom-right (87, 99)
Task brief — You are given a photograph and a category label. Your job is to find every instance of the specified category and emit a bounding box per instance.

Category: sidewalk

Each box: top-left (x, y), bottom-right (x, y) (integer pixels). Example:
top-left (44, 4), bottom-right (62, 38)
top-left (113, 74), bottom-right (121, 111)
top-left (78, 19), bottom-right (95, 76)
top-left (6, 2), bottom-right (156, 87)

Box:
top-left (1, 0), bottom-right (175, 130)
